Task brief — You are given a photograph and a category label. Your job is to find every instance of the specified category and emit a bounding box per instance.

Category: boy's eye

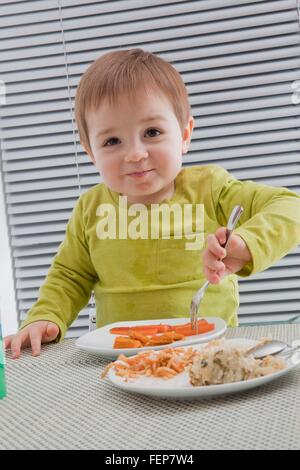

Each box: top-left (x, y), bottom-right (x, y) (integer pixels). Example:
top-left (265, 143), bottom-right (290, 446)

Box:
top-left (103, 128), bottom-right (161, 146)
top-left (104, 137), bottom-right (120, 147)
top-left (145, 128), bottom-right (161, 137)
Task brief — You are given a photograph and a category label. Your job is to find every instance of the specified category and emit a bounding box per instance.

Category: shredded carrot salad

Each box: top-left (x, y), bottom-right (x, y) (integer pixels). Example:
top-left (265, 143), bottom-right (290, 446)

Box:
top-left (101, 347), bottom-right (197, 381)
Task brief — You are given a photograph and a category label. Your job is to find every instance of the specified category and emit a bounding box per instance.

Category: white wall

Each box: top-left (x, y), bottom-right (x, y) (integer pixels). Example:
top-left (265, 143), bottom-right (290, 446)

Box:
top-left (0, 166), bottom-right (18, 336)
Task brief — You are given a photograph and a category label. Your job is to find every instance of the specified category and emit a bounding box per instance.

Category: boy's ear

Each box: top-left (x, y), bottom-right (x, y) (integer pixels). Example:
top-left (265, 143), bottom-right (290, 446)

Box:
top-left (182, 116), bottom-right (194, 154)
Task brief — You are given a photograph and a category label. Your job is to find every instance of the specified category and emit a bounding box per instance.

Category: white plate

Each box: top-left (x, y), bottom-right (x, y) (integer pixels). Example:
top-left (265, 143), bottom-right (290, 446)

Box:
top-left (75, 317), bottom-right (226, 359)
top-left (106, 338), bottom-right (300, 400)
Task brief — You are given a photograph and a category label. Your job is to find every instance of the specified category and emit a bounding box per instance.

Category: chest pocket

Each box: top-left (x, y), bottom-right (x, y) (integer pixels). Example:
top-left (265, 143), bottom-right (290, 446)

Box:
top-left (157, 233), bottom-right (205, 284)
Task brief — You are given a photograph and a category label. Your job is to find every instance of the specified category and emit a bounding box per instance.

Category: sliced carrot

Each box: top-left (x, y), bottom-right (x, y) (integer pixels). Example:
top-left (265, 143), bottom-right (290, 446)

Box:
top-left (146, 331), bottom-right (185, 346)
top-left (175, 323), bottom-right (215, 337)
top-left (132, 325), bottom-right (160, 332)
top-left (110, 319), bottom-right (215, 339)
top-left (128, 330), bottom-right (149, 345)
top-left (146, 334), bottom-right (174, 346)
top-left (110, 326), bottom-right (130, 334)
top-left (131, 327), bottom-right (160, 335)
top-left (113, 336), bottom-right (142, 349)
top-left (156, 324), bottom-right (173, 333)
top-left (110, 322), bottom-right (184, 335)
top-left (110, 326), bottom-right (159, 335)
top-left (172, 319), bottom-right (209, 331)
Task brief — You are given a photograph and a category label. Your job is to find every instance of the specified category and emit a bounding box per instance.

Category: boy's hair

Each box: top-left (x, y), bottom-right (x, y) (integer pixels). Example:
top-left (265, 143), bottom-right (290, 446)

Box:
top-left (75, 48), bottom-right (192, 156)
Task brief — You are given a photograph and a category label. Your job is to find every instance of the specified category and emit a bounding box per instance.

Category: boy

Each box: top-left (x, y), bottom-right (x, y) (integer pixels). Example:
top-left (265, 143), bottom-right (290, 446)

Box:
top-left (4, 48), bottom-right (300, 358)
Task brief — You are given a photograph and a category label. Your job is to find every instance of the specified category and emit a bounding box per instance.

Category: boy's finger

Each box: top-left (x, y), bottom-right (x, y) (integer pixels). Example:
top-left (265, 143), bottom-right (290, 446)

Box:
top-left (215, 227), bottom-right (228, 246)
top-left (10, 330), bottom-right (29, 359)
top-left (206, 233), bottom-right (226, 258)
top-left (203, 249), bottom-right (225, 272)
top-left (3, 335), bottom-right (13, 350)
top-left (29, 328), bottom-right (42, 357)
top-left (43, 323), bottom-right (59, 343)
top-left (203, 265), bottom-right (222, 284)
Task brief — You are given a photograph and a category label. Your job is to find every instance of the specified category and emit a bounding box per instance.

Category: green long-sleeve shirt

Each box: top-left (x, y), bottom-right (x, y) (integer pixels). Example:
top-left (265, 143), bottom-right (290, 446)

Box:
top-left (20, 165), bottom-right (300, 340)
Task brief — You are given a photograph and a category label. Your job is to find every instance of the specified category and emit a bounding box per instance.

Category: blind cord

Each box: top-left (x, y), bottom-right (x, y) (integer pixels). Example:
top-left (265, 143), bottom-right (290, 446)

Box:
top-left (57, 0), bottom-right (82, 196)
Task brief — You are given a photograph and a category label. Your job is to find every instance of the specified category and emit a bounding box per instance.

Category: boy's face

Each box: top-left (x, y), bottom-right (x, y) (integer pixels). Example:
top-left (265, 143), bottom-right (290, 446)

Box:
top-left (86, 88), bottom-right (194, 204)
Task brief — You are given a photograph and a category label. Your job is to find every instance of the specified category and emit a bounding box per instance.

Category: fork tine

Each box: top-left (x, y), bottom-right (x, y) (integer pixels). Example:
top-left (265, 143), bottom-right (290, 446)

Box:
top-left (190, 280), bottom-right (209, 332)
top-left (190, 297), bottom-right (199, 334)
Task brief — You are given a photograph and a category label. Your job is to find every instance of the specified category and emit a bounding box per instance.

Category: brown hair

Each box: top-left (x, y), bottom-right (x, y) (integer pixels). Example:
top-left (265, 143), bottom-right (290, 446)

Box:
top-left (75, 48), bottom-right (192, 156)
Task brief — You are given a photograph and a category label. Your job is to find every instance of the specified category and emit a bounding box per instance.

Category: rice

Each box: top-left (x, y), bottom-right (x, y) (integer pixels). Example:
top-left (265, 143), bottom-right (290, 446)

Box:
top-left (188, 339), bottom-right (286, 386)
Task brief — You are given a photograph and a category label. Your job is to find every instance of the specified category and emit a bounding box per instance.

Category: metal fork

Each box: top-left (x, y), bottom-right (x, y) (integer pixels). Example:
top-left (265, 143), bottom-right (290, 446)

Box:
top-left (190, 205), bottom-right (244, 333)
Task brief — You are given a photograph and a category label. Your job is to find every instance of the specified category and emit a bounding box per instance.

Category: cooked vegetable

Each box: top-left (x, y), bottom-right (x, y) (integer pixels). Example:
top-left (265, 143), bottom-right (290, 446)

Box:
top-left (113, 336), bottom-right (142, 349)
top-left (110, 319), bottom-right (215, 349)
top-left (110, 319), bottom-right (214, 336)
top-left (146, 331), bottom-right (185, 346)
top-left (101, 347), bottom-right (197, 380)
top-left (110, 326), bottom-right (159, 335)
top-left (173, 322), bottom-right (215, 337)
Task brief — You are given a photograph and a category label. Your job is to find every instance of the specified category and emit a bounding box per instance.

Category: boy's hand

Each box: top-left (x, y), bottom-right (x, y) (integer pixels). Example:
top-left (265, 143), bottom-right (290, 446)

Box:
top-left (3, 321), bottom-right (60, 359)
top-left (202, 227), bottom-right (252, 284)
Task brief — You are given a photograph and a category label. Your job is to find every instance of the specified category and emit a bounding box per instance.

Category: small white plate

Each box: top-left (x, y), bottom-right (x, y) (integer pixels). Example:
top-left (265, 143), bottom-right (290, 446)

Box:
top-left (106, 338), bottom-right (300, 400)
top-left (75, 317), bottom-right (226, 359)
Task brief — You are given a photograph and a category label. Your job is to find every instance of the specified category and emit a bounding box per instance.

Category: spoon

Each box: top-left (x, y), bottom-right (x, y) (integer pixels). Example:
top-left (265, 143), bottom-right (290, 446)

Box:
top-left (246, 339), bottom-right (290, 359)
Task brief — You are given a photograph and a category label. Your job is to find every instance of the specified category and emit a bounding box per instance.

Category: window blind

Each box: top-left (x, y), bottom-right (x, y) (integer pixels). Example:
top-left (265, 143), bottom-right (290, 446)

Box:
top-left (0, 0), bottom-right (299, 337)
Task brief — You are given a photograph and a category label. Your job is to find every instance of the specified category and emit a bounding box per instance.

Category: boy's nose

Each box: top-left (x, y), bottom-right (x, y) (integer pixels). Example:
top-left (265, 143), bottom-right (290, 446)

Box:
top-left (124, 146), bottom-right (149, 163)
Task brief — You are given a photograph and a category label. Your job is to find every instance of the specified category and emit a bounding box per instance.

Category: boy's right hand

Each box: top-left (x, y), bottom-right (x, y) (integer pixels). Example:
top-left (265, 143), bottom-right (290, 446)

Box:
top-left (3, 321), bottom-right (60, 359)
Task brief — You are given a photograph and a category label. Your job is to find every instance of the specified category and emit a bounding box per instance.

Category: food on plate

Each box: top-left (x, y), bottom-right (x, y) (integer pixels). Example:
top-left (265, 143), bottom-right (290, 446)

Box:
top-left (188, 339), bottom-right (287, 386)
top-left (102, 338), bottom-right (287, 385)
top-left (112, 330), bottom-right (185, 349)
top-left (113, 337), bottom-right (143, 349)
top-left (110, 325), bottom-right (170, 335)
top-left (109, 319), bottom-right (214, 336)
top-left (145, 331), bottom-right (185, 346)
top-left (111, 319), bottom-right (215, 349)
top-left (172, 322), bottom-right (214, 337)
top-left (101, 347), bottom-right (197, 381)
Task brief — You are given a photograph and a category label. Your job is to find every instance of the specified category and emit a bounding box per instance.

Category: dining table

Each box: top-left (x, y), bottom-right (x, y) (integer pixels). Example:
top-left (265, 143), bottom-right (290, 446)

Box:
top-left (1, 323), bottom-right (300, 450)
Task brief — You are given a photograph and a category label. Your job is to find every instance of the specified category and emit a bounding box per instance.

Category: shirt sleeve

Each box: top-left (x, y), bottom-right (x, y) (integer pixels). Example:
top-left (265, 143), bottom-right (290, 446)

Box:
top-left (19, 195), bottom-right (99, 341)
top-left (210, 165), bottom-right (300, 277)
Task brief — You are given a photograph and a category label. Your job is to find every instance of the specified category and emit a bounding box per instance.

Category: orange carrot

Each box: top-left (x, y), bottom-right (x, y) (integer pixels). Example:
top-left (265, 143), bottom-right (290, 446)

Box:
top-left (174, 323), bottom-right (215, 336)
top-left (110, 326), bottom-right (159, 335)
top-left (113, 336), bottom-right (142, 349)
top-left (172, 319), bottom-right (209, 331)
top-left (101, 347), bottom-right (198, 381)
top-left (146, 331), bottom-right (185, 346)
top-left (110, 320), bottom-right (215, 348)
top-left (156, 324), bottom-right (173, 333)
top-left (128, 330), bottom-right (149, 345)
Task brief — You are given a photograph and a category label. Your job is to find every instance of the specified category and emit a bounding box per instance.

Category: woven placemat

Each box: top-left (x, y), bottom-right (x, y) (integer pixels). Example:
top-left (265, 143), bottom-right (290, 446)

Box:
top-left (1, 324), bottom-right (300, 450)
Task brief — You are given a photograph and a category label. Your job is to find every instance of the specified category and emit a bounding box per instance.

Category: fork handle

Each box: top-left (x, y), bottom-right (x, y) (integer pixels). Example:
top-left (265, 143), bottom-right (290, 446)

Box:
top-left (221, 205), bottom-right (244, 251)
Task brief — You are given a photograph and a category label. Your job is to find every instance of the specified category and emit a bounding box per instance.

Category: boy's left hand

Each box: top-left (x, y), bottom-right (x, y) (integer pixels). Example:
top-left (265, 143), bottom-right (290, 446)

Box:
top-left (202, 227), bottom-right (252, 284)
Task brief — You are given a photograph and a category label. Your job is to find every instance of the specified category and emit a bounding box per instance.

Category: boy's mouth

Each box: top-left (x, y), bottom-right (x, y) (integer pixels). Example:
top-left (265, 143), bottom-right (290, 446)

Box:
top-left (127, 169), bottom-right (154, 178)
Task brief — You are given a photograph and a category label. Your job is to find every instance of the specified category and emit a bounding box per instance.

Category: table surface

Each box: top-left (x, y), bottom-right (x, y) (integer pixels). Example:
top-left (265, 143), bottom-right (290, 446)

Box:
top-left (1, 323), bottom-right (300, 450)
